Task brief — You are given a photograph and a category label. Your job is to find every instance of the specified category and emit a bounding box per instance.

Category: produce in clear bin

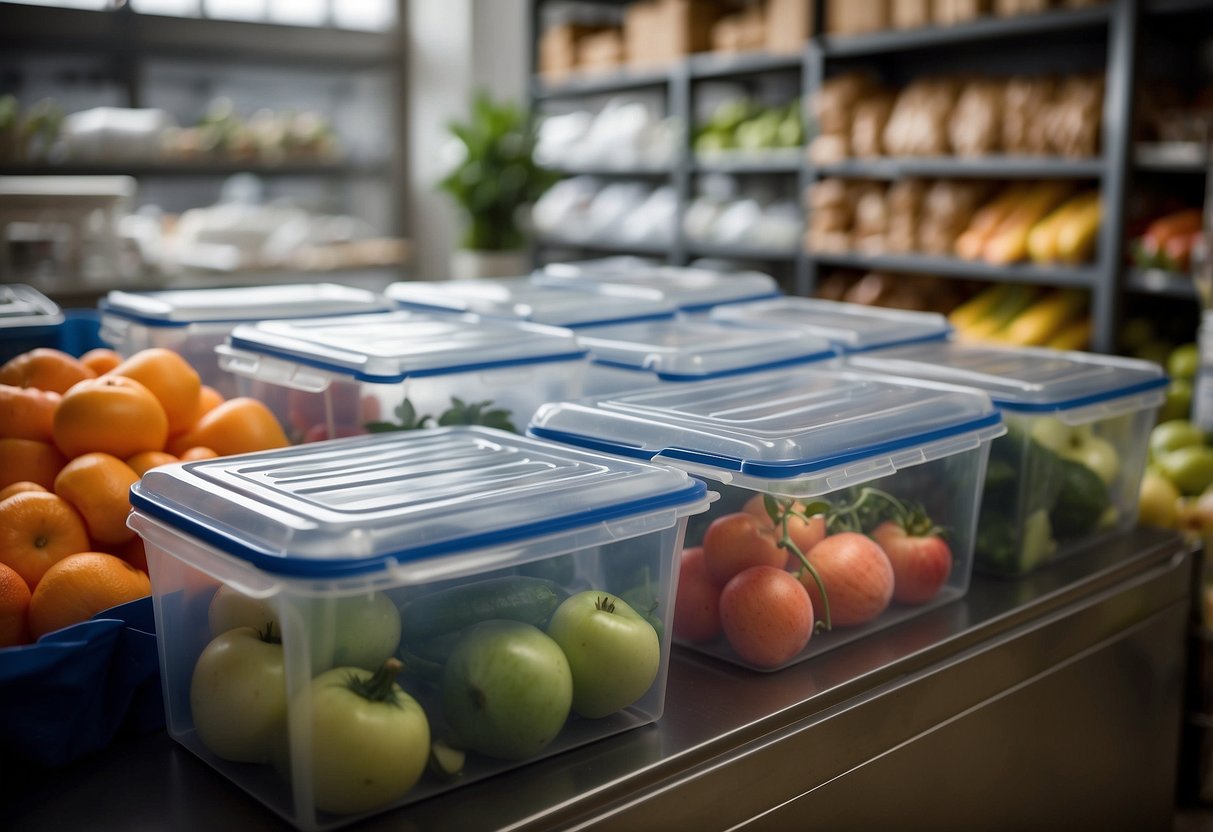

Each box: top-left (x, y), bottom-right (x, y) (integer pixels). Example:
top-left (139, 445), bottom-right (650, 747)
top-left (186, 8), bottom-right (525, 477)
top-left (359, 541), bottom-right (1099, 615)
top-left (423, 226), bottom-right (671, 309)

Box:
top-left (301, 658), bottom-right (430, 815)
top-left (546, 590), bottom-right (661, 719)
top-left (440, 619), bottom-right (573, 761)
top-left (675, 488), bottom-right (954, 667)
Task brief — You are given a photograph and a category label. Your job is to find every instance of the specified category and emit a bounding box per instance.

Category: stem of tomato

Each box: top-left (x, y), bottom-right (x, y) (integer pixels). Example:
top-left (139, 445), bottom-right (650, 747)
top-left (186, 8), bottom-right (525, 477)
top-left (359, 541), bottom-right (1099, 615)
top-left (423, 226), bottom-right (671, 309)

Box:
top-left (349, 657), bottom-right (404, 704)
top-left (773, 505), bottom-right (832, 633)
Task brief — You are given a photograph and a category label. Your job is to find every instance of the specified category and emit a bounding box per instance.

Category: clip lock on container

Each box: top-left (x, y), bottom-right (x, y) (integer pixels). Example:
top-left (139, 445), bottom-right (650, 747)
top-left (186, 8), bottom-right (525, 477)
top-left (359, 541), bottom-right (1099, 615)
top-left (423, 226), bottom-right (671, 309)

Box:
top-left (216, 310), bottom-right (589, 443)
top-left (529, 368), bottom-right (1004, 671)
top-left (846, 342), bottom-right (1168, 577)
top-left (384, 277), bottom-right (677, 328)
top-left (0, 284), bottom-right (65, 361)
top-left (130, 427), bottom-right (712, 830)
top-left (533, 262), bottom-right (781, 316)
top-left (574, 317), bottom-right (840, 395)
top-left (98, 283), bottom-right (392, 395)
top-left (709, 296), bottom-right (953, 353)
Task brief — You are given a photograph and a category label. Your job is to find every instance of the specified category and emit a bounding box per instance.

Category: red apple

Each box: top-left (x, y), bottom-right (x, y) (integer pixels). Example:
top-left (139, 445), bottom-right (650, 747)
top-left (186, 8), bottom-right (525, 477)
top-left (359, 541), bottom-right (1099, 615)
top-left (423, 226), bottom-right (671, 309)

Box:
top-left (673, 547), bottom-right (722, 643)
top-left (742, 494), bottom-right (827, 568)
top-left (871, 521), bottom-right (952, 605)
top-left (702, 512), bottom-right (787, 586)
top-left (718, 566), bottom-right (813, 669)
top-left (798, 532), bottom-right (894, 628)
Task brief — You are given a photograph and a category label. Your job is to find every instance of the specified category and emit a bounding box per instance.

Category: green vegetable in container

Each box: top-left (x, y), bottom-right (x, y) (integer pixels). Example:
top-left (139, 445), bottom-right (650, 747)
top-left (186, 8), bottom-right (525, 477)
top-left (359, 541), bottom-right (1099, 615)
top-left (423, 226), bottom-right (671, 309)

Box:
top-left (1049, 457), bottom-right (1110, 539)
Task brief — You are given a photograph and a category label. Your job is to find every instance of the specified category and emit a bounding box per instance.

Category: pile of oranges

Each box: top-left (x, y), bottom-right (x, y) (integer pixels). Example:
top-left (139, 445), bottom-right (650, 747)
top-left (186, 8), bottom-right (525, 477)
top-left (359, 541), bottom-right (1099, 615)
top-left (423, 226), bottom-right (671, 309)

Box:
top-left (0, 345), bottom-right (289, 647)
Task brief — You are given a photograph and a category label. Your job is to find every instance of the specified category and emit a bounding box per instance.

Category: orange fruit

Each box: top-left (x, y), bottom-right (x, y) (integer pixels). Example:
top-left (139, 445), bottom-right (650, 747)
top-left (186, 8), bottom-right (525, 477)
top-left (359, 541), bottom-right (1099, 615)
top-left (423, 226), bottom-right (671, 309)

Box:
top-left (0, 438), bottom-right (67, 490)
top-left (126, 450), bottom-right (178, 477)
top-left (0, 490), bottom-right (90, 589)
top-left (53, 375), bottom-right (168, 459)
top-left (54, 453), bottom-right (140, 545)
top-left (0, 481), bottom-right (49, 502)
top-left (0, 562), bottom-right (32, 646)
top-left (168, 397), bottom-right (288, 457)
top-left (107, 348), bottom-right (202, 435)
top-left (113, 535), bottom-right (148, 573)
top-left (0, 348), bottom-right (95, 393)
top-left (79, 348), bottom-right (123, 375)
top-left (28, 552), bottom-right (151, 639)
top-left (179, 446), bottom-right (217, 461)
top-left (197, 385), bottom-right (224, 416)
top-left (0, 384), bottom-right (60, 441)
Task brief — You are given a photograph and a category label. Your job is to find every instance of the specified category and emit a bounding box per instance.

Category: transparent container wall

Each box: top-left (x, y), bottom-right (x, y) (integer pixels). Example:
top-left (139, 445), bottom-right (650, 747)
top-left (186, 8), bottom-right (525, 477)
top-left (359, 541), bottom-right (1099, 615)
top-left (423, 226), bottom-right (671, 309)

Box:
top-left (582, 363), bottom-right (661, 397)
top-left (100, 316), bottom-right (241, 397)
top-left (140, 513), bottom-right (684, 831)
top-left (240, 360), bottom-right (586, 443)
top-left (975, 406), bottom-right (1157, 578)
top-left (676, 444), bottom-right (989, 671)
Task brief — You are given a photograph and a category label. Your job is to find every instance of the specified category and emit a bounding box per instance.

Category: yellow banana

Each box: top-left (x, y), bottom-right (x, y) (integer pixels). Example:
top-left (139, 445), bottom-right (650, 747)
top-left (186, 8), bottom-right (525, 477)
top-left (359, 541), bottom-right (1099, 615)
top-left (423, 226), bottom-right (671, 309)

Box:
top-left (1001, 289), bottom-right (1088, 346)
top-left (1055, 193), bottom-right (1102, 264)
top-left (958, 284), bottom-right (1040, 341)
top-left (983, 182), bottom-right (1074, 265)
top-left (949, 283), bottom-right (1012, 332)
top-left (1046, 317), bottom-right (1093, 351)
top-left (1026, 193), bottom-right (1090, 264)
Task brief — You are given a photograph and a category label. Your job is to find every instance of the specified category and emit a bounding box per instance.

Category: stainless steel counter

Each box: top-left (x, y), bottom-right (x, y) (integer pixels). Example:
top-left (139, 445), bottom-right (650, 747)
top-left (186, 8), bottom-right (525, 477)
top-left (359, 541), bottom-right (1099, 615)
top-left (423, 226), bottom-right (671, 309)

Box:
top-left (5, 527), bottom-right (1193, 832)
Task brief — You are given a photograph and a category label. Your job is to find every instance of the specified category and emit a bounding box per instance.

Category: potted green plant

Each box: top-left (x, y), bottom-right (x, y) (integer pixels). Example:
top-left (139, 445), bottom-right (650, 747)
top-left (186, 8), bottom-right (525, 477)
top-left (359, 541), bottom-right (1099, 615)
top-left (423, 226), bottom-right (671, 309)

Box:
top-left (438, 91), bottom-right (558, 279)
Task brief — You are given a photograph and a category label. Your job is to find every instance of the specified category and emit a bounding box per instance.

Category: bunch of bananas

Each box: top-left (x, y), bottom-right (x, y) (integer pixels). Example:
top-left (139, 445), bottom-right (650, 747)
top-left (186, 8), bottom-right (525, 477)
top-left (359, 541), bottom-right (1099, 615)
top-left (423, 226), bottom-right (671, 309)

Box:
top-left (954, 183), bottom-right (1102, 266)
top-left (949, 284), bottom-right (1090, 349)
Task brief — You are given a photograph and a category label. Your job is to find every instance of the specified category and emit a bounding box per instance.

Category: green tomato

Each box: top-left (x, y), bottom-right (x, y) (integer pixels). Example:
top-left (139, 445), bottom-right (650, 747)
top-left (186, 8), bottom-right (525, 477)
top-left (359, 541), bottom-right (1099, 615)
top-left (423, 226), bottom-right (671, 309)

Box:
top-left (303, 659), bottom-right (430, 816)
top-left (546, 591), bottom-right (660, 719)
top-left (190, 626), bottom-right (287, 763)
top-left (441, 620), bottom-right (572, 761)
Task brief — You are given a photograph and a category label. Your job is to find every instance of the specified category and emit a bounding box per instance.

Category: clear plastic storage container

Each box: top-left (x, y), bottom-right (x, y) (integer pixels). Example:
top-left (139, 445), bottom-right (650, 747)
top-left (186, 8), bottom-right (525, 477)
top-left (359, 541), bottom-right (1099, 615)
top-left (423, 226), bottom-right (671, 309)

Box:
top-left (384, 277), bottom-right (677, 328)
top-left (0, 284), bottom-right (65, 361)
top-left (216, 310), bottom-right (588, 443)
top-left (534, 262), bottom-right (781, 315)
top-left (574, 317), bottom-right (840, 395)
top-left (529, 368), bottom-right (1004, 671)
top-left (130, 427), bottom-right (711, 830)
top-left (98, 283), bottom-right (392, 395)
top-left (845, 342), bottom-right (1168, 577)
top-left (709, 296), bottom-right (952, 352)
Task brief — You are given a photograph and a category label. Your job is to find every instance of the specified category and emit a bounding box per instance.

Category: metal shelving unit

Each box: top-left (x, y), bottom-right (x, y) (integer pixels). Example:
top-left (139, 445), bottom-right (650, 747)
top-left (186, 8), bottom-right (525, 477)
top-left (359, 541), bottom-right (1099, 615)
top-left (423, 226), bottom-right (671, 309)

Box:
top-left (529, 0), bottom-right (1210, 352)
top-left (0, 160), bottom-right (391, 178)
top-left (1125, 268), bottom-right (1199, 299)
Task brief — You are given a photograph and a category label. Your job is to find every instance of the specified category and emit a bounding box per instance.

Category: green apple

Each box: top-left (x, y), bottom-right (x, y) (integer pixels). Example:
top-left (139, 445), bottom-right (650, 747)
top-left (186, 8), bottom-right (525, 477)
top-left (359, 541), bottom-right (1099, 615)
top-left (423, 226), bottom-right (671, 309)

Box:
top-left (1031, 419), bottom-right (1120, 486)
top-left (1149, 419), bottom-right (1205, 461)
top-left (190, 626), bottom-right (286, 763)
top-left (1138, 471), bottom-right (1181, 528)
top-left (1159, 379), bottom-right (1194, 424)
top-left (546, 591), bottom-right (661, 719)
top-left (441, 620), bottom-right (572, 761)
top-left (1156, 445), bottom-right (1213, 495)
top-left (1029, 417), bottom-right (1074, 455)
top-left (1168, 343), bottom-right (1200, 381)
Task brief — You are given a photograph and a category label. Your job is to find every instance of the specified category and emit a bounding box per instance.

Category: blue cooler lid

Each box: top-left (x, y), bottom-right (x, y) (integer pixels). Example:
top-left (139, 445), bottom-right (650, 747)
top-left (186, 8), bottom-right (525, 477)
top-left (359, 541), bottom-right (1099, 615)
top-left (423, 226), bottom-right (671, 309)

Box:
top-left (0, 284), bottom-right (63, 328)
top-left (129, 427), bottom-right (710, 579)
top-left (575, 318), bottom-right (839, 381)
top-left (710, 297), bottom-right (952, 352)
top-left (534, 263), bottom-right (781, 314)
top-left (529, 367), bottom-right (1004, 497)
top-left (224, 310), bottom-right (587, 382)
top-left (99, 283), bottom-right (390, 327)
top-left (844, 341), bottom-right (1169, 416)
top-left (384, 277), bottom-right (677, 328)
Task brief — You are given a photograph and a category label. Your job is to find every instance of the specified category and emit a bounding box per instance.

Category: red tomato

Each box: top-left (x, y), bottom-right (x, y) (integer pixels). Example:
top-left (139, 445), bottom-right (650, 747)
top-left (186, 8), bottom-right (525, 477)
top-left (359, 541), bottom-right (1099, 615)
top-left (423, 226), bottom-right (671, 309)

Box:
top-left (741, 494), bottom-right (827, 569)
top-left (701, 512), bottom-right (787, 586)
top-left (872, 521), bottom-right (952, 605)
top-left (672, 547), bottom-right (722, 643)
top-left (718, 566), bottom-right (813, 669)
top-left (798, 532), bottom-right (894, 628)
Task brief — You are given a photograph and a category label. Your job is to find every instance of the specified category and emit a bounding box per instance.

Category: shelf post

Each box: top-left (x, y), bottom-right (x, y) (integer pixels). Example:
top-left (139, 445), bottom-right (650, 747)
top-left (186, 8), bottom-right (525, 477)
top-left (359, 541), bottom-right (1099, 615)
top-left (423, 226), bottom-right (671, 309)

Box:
top-left (670, 61), bottom-right (691, 267)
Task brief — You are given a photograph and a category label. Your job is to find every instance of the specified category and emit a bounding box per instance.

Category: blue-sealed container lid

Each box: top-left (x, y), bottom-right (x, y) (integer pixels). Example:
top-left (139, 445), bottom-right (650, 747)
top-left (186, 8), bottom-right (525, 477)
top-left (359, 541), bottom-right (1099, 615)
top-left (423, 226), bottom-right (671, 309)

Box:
top-left (575, 318), bottom-right (839, 381)
top-left (534, 263), bottom-right (781, 314)
top-left (529, 367), bottom-right (1004, 497)
top-left (0, 284), bottom-right (63, 328)
top-left (222, 310), bottom-right (587, 383)
top-left (844, 341), bottom-right (1169, 417)
top-left (709, 297), bottom-right (952, 352)
top-left (129, 427), bottom-right (711, 579)
top-left (99, 283), bottom-right (390, 327)
top-left (384, 277), bottom-right (677, 328)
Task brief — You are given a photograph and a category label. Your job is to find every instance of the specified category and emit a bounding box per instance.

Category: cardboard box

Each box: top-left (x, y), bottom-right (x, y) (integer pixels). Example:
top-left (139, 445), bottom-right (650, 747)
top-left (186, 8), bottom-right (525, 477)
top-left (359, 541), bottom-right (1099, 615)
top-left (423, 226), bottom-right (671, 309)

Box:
top-left (625, 0), bottom-right (722, 67)
top-left (539, 22), bottom-right (606, 78)
top-left (933, 0), bottom-right (991, 25)
top-left (827, 0), bottom-right (888, 35)
top-left (765, 0), bottom-right (813, 53)
top-left (891, 0), bottom-right (932, 28)
top-left (577, 28), bottom-right (625, 72)
top-left (711, 4), bottom-right (767, 53)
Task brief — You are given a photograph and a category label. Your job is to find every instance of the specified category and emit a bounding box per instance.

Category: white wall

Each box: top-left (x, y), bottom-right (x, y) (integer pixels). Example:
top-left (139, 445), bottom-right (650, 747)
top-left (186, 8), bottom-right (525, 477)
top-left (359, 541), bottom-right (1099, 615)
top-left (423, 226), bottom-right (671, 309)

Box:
top-left (405, 0), bottom-right (529, 281)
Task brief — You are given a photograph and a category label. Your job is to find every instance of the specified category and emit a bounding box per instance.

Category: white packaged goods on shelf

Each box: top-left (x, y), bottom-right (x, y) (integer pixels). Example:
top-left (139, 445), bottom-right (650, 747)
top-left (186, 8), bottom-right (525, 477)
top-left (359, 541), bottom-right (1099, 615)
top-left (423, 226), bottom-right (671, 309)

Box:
top-left (215, 310), bottom-right (588, 444)
top-left (710, 296), bottom-right (953, 352)
top-left (573, 316), bottom-right (840, 395)
top-left (98, 283), bottom-right (392, 396)
top-left (384, 277), bottom-right (676, 328)
top-left (534, 262), bottom-right (781, 315)
top-left (129, 426), bottom-right (711, 831)
top-left (846, 342), bottom-right (1168, 576)
top-left (529, 367), bottom-right (1003, 671)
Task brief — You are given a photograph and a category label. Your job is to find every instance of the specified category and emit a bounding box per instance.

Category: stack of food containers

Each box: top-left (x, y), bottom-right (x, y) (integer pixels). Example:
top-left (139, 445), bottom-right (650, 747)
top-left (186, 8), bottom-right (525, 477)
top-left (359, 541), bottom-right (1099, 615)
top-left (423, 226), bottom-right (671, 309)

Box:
top-left (98, 284), bottom-right (392, 395)
top-left (528, 367), bottom-right (1004, 671)
top-left (215, 310), bottom-right (589, 442)
top-left (533, 262), bottom-right (782, 316)
top-left (129, 426), bottom-right (712, 829)
top-left (383, 276), bottom-right (678, 328)
top-left (710, 296), bottom-right (953, 353)
top-left (573, 317), bottom-right (840, 395)
top-left (0, 283), bottom-right (65, 360)
top-left (845, 342), bottom-right (1168, 576)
